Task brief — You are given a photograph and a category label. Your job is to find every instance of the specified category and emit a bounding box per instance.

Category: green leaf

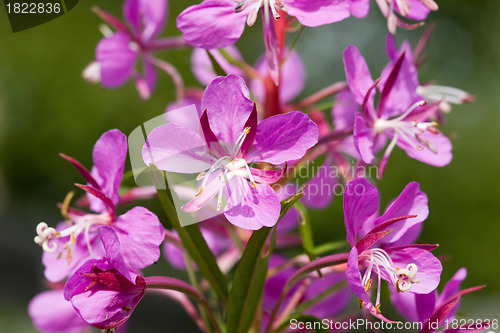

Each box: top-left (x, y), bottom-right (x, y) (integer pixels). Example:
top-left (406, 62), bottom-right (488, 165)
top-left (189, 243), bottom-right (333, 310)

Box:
top-left (150, 165), bottom-right (229, 304)
top-left (275, 315), bottom-right (330, 333)
top-left (207, 50), bottom-right (227, 77)
top-left (226, 227), bottom-right (273, 333)
top-left (295, 202), bottom-right (316, 261)
top-left (279, 188), bottom-right (304, 221)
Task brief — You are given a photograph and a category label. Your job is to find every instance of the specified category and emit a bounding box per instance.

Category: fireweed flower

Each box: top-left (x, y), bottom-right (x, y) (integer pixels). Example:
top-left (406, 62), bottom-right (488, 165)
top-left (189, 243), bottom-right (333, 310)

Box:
top-left (343, 45), bottom-right (452, 177)
top-left (83, 0), bottom-right (186, 99)
top-left (64, 226), bottom-right (146, 330)
top-left (143, 74), bottom-right (318, 230)
top-left (349, 0), bottom-right (438, 34)
top-left (177, 0), bottom-right (350, 81)
top-left (343, 178), bottom-right (442, 321)
top-left (34, 130), bottom-right (165, 282)
top-left (177, 0), bottom-right (351, 49)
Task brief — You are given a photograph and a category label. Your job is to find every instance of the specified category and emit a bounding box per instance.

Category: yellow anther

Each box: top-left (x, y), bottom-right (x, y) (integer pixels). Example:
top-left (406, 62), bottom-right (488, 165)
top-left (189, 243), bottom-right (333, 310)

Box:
top-left (376, 304), bottom-right (381, 314)
top-left (243, 127), bottom-right (251, 135)
top-left (196, 171), bottom-right (205, 181)
top-left (250, 181), bottom-right (257, 189)
top-left (364, 279), bottom-right (373, 292)
top-left (70, 232), bottom-right (76, 244)
top-left (357, 299), bottom-right (363, 309)
top-left (195, 187), bottom-right (203, 197)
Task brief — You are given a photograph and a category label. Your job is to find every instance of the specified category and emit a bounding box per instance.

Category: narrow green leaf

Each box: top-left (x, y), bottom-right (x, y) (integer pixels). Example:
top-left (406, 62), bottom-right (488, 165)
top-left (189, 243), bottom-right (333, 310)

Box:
top-left (295, 202), bottom-right (316, 261)
top-left (150, 165), bottom-right (229, 303)
top-left (279, 188), bottom-right (304, 221)
top-left (207, 50), bottom-right (227, 77)
top-left (226, 227), bottom-right (273, 333)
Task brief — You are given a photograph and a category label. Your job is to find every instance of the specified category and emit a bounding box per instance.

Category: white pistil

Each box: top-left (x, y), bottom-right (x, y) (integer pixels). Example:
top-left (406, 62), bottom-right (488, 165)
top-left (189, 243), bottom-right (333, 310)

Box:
top-left (34, 212), bottom-right (111, 260)
top-left (34, 222), bottom-right (57, 252)
top-left (360, 249), bottom-right (421, 313)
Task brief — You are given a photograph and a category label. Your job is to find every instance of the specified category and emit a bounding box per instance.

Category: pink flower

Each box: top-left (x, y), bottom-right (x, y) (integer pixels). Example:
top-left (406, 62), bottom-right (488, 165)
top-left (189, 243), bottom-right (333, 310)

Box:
top-left (143, 74), bottom-right (318, 229)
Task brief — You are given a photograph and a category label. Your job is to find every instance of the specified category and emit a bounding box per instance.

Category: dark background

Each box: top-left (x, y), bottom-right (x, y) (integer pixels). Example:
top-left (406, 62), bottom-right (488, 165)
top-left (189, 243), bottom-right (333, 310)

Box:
top-left (0, 0), bottom-right (499, 331)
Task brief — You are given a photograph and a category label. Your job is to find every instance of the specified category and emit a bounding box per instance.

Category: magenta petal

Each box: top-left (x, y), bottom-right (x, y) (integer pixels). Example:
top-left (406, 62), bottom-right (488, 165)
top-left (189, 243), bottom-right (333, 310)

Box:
top-left (251, 49), bottom-right (306, 105)
top-left (249, 166), bottom-right (284, 184)
top-left (224, 181), bottom-right (280, 230)
top-left (332, 90), bottom-right (358, 130)
top-left (177, 0), bottom-right (247, 49)
top-left (349, 0), bottom-right (370, 18)
top-left (89, 130), bottom-right (127, 212)
top-left (96, 32), bottom-right (137, 88)
top-left (98, 226), bottom-right (133, 281)
top-left (395, 0), bottom-right (431, 21)
top-left (344, 45), bottom-right (374, 105)
top-left (379, 48), bottom-right (420, 117)
top-left (346, 247), bottom-right (371, 303)
top-left (386, 247), bottom-right (442, 294)
top-left (143, 123), bottom-right (212, 173)
top-left (373, 182), bottom-right (428, 246)
top-left (191, 47), bottom-right (246, 85)
top-left (165, 97), bottom-right (202, 132)
top-left (202, 74), bottom-right (255, 144)
top-left (113, 207), bottom-right (165, 269)
top-left (353, 112), bottom-right (376, 164)
top-left (389, 287), bottom-right (421, 322)
top-left (286, 0), bottom-right (351, 26)
top-left (246, 111), bottom-right (318, 164)
top-left (397, 131), bottom-right (453, 167)
top-left (123, 0), bottom-right (139, 32)
top-left (138, 0), bottom-right (167, 40)
top-left (343, 178), bottom-right (379, 246)
top-left (262, 12), bottom-right (280, 84)
top-left (200, 109), bottom-right (228, 157)
top-left (436, 268), bottom-right (467, 320)
top-left (71, 287), bottom-right (144, 329)
top-left (28, 290), bottom-right (88, 333)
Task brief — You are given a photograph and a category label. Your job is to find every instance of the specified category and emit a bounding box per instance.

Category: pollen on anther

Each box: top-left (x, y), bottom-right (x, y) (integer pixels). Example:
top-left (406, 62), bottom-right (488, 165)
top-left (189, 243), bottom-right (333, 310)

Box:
top-left (364, 279), bottom-right (373, 292)
top-left (195, 187), bottom-right (203, 197)
top-left (70, 232), bottom-right (76, 244)
top-left (243, 126), bottom-right (251, 135)
top-left (376, 304), bottom-right (381, 314)
top-left (250, 181), bottom-right (257, 189)
top-left (357, 299), bottom-right (363, 309)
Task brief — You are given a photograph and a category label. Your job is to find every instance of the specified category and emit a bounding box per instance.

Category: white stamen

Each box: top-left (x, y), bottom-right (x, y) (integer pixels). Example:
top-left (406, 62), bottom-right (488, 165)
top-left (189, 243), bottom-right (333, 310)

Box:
top-left (98, 24), bottom-right (113, 37)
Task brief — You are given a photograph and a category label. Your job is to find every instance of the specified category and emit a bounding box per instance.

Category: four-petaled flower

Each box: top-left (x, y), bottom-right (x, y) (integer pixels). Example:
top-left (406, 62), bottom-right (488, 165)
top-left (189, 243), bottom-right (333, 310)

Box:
top-left (343, 45), bottom-right (453, 178)
top-left (64, 226), bottom-right (146, 330)
top-left (35, 130), bottom-right (165, 282)
top-left (343, 178), bottom-right (442, 321)
top-left (84, 0), bottom-right (186, 99)
top-left (143, 74), bottom-right (318, 230)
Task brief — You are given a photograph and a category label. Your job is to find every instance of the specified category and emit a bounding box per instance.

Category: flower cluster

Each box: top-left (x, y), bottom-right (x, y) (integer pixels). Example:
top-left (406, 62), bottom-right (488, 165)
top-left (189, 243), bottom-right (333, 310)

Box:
top-left (30, 0), bottom-right (485, 332)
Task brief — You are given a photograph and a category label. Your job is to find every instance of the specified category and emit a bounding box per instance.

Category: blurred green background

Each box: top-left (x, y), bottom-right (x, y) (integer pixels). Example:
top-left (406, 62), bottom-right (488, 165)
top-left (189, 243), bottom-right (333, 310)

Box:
top-left (0, 0), bottom-right (499, 331)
